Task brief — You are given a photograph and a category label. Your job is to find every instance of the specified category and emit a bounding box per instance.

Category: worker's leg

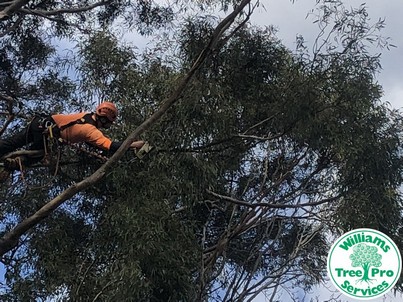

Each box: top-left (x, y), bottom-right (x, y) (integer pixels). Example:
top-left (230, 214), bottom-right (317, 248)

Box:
top-left (0, 125), bottom-right (32, 171)
top-left (0, 117), bottom-right (46, 169)
top-left (24, 117), bottom-right (47, 166)
top-left (0, 128), bottom-right (30, 159)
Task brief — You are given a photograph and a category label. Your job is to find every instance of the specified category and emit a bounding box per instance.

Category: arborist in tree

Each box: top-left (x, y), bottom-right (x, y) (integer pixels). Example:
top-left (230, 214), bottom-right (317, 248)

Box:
top-left (0, 101), bottom-right (145, 172)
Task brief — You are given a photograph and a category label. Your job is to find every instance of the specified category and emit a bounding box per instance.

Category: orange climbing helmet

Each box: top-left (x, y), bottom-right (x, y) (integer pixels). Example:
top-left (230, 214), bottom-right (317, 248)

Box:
top-left (95, 101), bottom-right (118, 122)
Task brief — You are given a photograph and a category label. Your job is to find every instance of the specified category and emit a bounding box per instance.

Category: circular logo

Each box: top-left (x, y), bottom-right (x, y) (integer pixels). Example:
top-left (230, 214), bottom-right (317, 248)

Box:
top-left (327, 228), bottom-right (402, 300)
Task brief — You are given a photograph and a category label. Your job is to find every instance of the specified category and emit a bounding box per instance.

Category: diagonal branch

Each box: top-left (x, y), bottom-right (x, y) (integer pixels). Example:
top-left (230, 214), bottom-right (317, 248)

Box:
top-left (0, 0), bottom-right (253, 257)
top-left (0, 0), bottom-right (29, 20)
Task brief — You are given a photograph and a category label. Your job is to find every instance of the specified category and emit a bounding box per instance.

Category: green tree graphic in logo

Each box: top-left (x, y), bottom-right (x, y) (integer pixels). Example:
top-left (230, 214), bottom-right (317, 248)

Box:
top-left (349, 243), bottom-right (382, 283)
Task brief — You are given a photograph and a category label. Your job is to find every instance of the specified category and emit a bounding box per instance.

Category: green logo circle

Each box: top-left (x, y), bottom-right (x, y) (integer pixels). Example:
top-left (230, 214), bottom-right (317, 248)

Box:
top-left (327, 228), bottom-right (402, 300)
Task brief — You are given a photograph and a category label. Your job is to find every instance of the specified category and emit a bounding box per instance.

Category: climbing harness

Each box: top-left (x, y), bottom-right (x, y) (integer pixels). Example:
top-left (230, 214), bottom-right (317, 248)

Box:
top-left (41, 113), bottom-right (109, 163)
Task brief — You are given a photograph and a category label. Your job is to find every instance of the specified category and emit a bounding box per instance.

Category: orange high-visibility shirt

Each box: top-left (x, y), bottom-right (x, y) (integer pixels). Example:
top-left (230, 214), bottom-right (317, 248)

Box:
top-left (51, 112), bottom-right (112, 150)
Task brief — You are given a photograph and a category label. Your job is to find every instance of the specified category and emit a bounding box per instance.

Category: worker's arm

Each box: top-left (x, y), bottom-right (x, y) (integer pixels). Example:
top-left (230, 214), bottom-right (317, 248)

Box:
top-left (86, 126), bottom-right (145, 154)
top-left (109, 140), bottom-right (145, 153)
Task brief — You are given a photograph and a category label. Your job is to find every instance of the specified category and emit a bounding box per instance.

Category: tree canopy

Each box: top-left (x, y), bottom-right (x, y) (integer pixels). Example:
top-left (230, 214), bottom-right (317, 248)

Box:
top-left (0, 0), bottom-right (402, 301)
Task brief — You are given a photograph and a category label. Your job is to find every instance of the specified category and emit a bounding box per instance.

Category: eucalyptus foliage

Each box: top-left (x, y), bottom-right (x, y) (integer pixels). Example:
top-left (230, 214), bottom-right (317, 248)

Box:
top-left (0, 1), bottom-right (402, 301)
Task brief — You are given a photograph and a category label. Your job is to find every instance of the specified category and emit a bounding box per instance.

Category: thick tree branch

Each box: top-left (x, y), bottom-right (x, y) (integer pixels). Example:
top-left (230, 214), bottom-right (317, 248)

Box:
top-left (0, 0), bottom-right (253, 257)
top-left (0, 0), bottom-right (110, 20)
top-left (0, 0), bottom-right (29, 20)
top-left (19, 1), bottom-right (111, 16)
top-left (1, 149), bottom-right (43, 159)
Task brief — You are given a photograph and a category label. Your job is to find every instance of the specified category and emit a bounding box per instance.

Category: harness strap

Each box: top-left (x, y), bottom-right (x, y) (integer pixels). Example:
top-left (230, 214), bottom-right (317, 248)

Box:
top-left (40, 113), bottom-right (107, 163)
top-left (41, 113), bottom-right (95, 143)
top-left (59, 113), bottom-right (95, 131)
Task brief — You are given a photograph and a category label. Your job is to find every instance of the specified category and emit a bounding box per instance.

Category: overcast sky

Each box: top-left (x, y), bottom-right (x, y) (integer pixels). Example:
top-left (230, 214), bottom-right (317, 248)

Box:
top-left (251, 0), bottom-right (403, 110)
top-left (251, 1), bottom-right (403, 301)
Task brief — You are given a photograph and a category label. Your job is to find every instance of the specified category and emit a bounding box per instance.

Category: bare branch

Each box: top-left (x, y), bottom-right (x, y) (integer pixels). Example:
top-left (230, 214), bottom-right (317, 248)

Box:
top-left (20, 0), bottom-right (111, 17)
top-left (206, 190), bottom-right (339, 209)
top-left (0, 0), bottom-right (29, 20)
top-left (0, 0), bottom-right (111, 20)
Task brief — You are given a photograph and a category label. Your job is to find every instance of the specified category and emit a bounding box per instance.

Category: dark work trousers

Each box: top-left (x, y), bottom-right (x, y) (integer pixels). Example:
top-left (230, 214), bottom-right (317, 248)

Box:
top-left (0, 116), bottom-right (48, 166)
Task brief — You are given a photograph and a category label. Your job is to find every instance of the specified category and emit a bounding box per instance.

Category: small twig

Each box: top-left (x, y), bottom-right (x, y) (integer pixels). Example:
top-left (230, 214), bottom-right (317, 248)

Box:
top-left (92, 279), bottom-right (121, 302)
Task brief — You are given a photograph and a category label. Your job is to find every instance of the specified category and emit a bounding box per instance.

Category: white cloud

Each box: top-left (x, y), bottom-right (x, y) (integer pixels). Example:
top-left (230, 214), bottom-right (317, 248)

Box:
top-left (251, 0), bottom-right (403, 110)
top-left (253, 280), bottom-right (403, 302)
top-left (383, 85), bottom-right (403, 110)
